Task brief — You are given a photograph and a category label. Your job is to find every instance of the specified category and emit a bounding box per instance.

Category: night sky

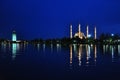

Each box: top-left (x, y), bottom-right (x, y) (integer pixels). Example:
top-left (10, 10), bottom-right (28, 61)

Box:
top-left (1, 0), bottom-right (120, 40)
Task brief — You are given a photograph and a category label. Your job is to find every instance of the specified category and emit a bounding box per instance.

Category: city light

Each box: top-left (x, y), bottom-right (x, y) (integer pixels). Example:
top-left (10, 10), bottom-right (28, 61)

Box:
top-left (88, 34), bottom-right (92, 38)
top-left (111, 33), bottom-right (114, 36)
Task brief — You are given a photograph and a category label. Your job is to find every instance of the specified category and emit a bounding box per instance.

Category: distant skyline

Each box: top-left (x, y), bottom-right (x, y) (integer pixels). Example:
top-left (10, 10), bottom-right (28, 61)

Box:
top-left (1, 0), bottom-right (120, 40)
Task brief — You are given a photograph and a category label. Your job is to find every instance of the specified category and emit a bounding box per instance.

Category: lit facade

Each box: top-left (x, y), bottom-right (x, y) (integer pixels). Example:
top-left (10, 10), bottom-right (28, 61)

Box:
top-left (70, 24), bottom-right (97, 39)
top-left (74, 32), bottom-right (86, 39)
top-left (12, 31), bottom-right (17, 41)
top-left (74, 24), bottom-right (86, 39)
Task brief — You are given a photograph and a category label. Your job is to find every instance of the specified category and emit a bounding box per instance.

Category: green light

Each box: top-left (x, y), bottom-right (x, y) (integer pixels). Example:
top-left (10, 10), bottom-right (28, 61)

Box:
top-left (12, 31), bottom-right (17, 41)
top-left (12, 43), bottom-right (19, 60)
top-left (12, 43), bottom-right (17, 59)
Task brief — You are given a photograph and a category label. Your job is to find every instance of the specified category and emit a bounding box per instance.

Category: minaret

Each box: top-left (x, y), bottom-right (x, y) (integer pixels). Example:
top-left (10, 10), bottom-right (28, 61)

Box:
top-left (86, 25), bottom-right (89, 38)
top-left (70, 25), bottom-right (73, 39)
top-left (78, 24), bottom-right (81, 38)
top-left (94, 26), bottom-right (97, 39)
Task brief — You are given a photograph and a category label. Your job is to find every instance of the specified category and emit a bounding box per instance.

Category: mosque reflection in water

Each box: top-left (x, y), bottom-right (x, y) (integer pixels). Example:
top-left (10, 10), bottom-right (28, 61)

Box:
top-left (69, 44), bottom-right (120, 67)
top-left (1, 42), bottom-right (120, 66)
top-left (69, 44), bottom-right (97, 67)
top-left (33, 43), bottom-right (120, 67)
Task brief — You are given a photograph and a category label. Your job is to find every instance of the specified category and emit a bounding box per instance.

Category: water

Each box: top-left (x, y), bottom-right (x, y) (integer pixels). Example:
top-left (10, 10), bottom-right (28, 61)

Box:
top-left (0, 43), bottom-right (120, 80)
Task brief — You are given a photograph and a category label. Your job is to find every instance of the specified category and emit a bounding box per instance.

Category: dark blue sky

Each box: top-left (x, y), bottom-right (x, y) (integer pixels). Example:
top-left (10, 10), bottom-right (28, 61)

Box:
top-left (1, 0), bottom-right (120, 40)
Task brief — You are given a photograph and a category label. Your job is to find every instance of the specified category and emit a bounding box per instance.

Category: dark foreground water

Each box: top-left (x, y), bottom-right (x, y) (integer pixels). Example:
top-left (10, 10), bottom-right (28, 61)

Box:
top-left (0, 43), bottom-right (120, 80)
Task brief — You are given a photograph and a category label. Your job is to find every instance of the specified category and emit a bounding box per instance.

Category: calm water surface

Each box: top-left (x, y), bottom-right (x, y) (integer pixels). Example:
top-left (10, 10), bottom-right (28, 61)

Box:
top-left (0, 43), bottom-right (120, 80)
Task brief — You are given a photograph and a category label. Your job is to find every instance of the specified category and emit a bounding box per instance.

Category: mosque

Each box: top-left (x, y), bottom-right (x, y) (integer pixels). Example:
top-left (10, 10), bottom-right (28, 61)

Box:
top-left (70, 24), bottom-right (97, 39)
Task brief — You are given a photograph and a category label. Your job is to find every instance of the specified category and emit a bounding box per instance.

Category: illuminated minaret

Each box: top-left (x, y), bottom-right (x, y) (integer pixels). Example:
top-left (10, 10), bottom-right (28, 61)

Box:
top-left (86, 25), bottom-right (89, 38)
top-left (70, 25), bottom-right (73, 39)
top-left (78, 24), bottom-right (81, 38)
top-left (94, 26), bottom-right (97, 39)
top-left (12, 31), bottom-right (17, 42)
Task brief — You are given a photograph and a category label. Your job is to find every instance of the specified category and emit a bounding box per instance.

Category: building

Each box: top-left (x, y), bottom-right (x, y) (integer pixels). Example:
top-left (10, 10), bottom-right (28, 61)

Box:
top-left (74, 32), bottom-right (86, 39)
top-left (12, 31), bottom-right (17, 42)
top-left (74, 24), bottom-right (86, 39)
top-left (70, 24), bottom-right (97, 39)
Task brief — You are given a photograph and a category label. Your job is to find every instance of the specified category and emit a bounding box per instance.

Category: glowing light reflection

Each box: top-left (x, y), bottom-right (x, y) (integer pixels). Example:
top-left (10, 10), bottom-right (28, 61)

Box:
top-left (2, 43), bottom-right (6, 52)
top-left (86, 45), bottom-right (91, 66)
top-left (111, 46), bottom-right (114, 62)
top-left (78, 44), bottom-right (82, 66)
top-left (51, 44), bottom-right (53, 53)
top-left (43, 44), bottom-right (45, 52)
top-left (56, 44), bottom-right (61, 52)
top-left (70, 45), bottom-right (72, 68)
top-left (103, 45), bottom-right (105, 53)
top-left (12, 43), bottom-right (19, 60)
top-left (94, 45), bottom-right (97, 65)
top-left (118, 45), bottom-right (120, 55)
top-left (37, 43), bottom-right (40, 51)
top-left (73, 44), bottom-right (77, 54)
top-left (106, 45), bottom-right (108, 52)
